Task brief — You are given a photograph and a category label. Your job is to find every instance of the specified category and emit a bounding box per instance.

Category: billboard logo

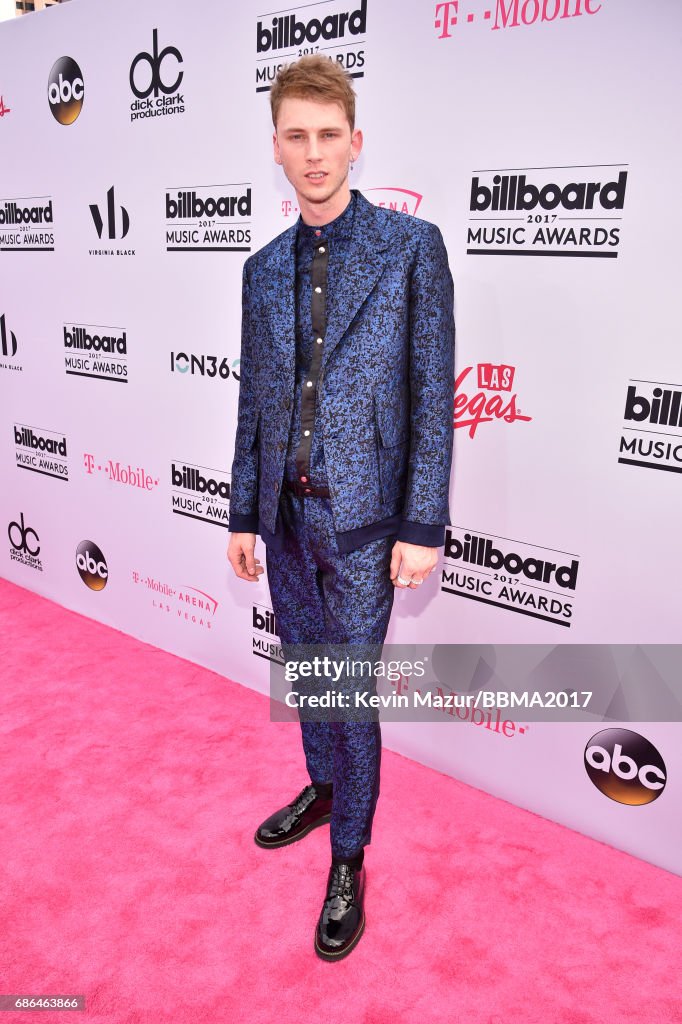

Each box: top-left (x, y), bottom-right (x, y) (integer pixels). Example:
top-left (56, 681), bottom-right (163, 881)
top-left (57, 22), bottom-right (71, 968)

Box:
top-left (619, 380), bottom-right (682, 474)
top-left (442, 527), bottom-right (579, 627)
top-left (255, 0), bottom-right (367, 93)
top-left (467, 164), bottom-right (626, 258)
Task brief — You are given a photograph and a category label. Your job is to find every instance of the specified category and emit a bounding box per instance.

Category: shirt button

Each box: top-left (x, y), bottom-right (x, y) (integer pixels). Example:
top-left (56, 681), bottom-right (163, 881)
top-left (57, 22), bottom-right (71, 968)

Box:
top-left (300, 475), bottom-right (308, 483)
top-left (319, 246), bottom-right (326, 253)
top-left (314, 229), bottom-right (321, 237)
top-left (306, 380), bottom-right (313, 387)
top-left (314, 286), bottom-right (322, 294)
top-left (316, 337), bottom-right (323, 345)
top-left (305, 487), bottom-right (312, 494)
top-left (304, 429), bottom-right (310, 437)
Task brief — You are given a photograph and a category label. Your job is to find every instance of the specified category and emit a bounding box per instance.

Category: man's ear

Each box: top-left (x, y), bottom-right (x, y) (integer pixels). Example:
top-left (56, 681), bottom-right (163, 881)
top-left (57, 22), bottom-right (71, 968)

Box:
top-left (273, 130), bottom-right (282, 165)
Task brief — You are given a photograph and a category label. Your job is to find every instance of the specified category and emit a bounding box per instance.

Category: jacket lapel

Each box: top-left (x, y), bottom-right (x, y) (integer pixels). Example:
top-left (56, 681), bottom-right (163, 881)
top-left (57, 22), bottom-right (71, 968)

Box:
top-left (261, 225), bottom-right (297, 368)
top-left (321, 191), bottom-right (391, 371)
top-left (259, 190), bottom-right (392, 371)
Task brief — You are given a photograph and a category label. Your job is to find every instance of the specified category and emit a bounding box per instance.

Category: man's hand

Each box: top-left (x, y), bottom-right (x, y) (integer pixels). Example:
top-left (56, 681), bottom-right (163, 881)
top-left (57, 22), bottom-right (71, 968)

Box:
top-left (228, 532), bottom-right (265, 583)
top-left (390, 540), bottom-right (438, 589)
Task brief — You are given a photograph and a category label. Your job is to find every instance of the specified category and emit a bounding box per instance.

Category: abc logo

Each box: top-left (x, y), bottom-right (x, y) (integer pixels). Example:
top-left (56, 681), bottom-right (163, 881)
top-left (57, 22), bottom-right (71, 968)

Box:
top-left (48, 56), bottom-right (84, 125)
top-left (584, 728), bottom-right (666, 805)
top-left (76, 539), bottom-right (108, 591)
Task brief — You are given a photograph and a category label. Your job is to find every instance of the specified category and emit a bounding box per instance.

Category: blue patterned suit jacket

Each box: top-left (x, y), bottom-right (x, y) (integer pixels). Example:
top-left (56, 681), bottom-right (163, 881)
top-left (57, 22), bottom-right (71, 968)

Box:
top-left (228, 189), bottom-right (455, 555)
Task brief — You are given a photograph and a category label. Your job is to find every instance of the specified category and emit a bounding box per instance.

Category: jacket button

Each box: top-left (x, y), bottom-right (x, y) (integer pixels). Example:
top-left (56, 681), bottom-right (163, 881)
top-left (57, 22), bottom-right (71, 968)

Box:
top-left (273, 481), bottom-right (279, 493)
top-left (277, 441), bottom-right (284, 451)
top-left (284, 397), bottom-right (291, 410)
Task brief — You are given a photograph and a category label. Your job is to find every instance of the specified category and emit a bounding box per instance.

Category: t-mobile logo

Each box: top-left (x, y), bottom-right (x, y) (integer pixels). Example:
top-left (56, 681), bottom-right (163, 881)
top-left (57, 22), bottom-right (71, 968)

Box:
top-left (434, 1), bottom-right (459, 37)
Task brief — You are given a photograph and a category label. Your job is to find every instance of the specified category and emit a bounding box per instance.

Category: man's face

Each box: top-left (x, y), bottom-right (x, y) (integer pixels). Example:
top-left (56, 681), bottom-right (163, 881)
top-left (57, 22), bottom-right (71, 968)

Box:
top-left (273, 96), bottom-right (362, 209)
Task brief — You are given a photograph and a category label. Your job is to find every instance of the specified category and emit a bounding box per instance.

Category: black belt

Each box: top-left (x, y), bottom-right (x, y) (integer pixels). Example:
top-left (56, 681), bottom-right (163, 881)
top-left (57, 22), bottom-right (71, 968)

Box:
top-left (283, 479), bottom-right (330, 498)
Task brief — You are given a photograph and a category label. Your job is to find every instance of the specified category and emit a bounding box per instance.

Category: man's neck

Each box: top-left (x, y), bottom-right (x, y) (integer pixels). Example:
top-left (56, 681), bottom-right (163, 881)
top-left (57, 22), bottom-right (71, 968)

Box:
top-left (297, 186), bottom-right (352, 228)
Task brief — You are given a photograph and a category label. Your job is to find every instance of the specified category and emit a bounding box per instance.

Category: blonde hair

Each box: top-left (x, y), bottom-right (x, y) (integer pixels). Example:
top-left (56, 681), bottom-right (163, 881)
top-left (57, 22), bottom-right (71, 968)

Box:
top-left (270, 55), bottom-right (356, 131)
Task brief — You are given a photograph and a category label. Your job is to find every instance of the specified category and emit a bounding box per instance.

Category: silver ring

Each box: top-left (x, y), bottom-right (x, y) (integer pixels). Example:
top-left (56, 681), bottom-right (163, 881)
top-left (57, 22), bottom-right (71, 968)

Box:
top-left (412, 578), bottom-right (424, 585)
top-left (397, 574), bottom-right (411, 586)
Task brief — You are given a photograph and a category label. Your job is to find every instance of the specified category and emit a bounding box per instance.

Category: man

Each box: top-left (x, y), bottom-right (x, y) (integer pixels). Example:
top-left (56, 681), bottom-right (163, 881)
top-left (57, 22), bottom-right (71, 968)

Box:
top-left (227, 55), bottom-right (454, 961)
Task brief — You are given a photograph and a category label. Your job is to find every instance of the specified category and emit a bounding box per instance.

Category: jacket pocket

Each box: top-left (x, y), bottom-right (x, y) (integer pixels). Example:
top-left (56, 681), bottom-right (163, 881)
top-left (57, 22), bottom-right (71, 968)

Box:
top-left (374, 393), bottom-right (410, 447)
top-left (374, 396), bottom-right (409, 502)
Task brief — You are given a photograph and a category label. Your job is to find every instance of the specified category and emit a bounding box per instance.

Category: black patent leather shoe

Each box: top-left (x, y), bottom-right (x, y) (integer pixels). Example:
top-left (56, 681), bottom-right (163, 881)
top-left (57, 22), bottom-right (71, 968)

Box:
top-left (314, 861), bottom-right (366, 961)
top-left (254, 783), bottom-right (333, 849)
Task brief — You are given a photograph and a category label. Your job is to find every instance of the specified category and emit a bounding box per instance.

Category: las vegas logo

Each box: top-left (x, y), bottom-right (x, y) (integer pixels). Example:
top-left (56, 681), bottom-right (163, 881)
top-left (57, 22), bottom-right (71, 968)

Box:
top-left (455, 363), bottom-right (532, 438)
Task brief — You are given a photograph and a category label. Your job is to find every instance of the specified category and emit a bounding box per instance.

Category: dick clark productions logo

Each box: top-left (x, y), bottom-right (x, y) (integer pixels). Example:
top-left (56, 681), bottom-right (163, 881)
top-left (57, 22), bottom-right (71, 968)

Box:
top-left (129, 28), bottom-right (185, 122)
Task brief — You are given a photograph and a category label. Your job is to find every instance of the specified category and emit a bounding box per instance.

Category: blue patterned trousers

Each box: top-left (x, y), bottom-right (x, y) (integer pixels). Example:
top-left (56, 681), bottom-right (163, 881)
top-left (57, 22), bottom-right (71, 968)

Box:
top-left (265, 489), bottom-right (396, 861)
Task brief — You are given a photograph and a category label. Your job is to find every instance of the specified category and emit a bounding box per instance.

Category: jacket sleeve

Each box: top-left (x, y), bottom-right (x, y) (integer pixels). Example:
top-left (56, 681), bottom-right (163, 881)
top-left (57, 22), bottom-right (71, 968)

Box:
top-left (397, 222), bottom-right (455, 548)
top-left (228, 262), bottom-right (261, 535)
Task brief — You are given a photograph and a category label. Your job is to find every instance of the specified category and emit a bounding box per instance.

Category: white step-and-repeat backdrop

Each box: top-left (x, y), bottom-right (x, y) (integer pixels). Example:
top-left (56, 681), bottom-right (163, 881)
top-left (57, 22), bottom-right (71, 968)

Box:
top-left (1, 0), bottom-right (680, 875)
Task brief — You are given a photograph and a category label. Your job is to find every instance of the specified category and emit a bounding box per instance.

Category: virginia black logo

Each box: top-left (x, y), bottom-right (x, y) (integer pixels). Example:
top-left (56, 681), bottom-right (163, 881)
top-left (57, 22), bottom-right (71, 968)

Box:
top-left (90, 186), bottom-right (129, 240)
top-left (585, 729), bottom-right (666, 805)
top-left (129, 29), bottom-right (185, 122)
top-left (618, 380), bottom-right (682, 474)
top-left (48, 56), bottom-right (84, 125)
top-left (76, 540), bottom-right (108, 591)
top-left (0, 313), bottom-right (17, 357)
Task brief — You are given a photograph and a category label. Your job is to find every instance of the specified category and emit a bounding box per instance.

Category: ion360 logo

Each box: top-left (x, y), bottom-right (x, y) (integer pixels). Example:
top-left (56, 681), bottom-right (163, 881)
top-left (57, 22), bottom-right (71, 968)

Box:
top-left (584, 728), bottom-right (666, 805)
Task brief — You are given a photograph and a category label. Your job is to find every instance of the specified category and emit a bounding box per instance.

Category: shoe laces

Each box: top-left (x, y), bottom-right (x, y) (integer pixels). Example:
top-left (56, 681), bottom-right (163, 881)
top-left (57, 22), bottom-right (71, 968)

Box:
top-left (290, 784), bottom-right (317, 814)
top-left (328, 863), bottom-right (356, 901)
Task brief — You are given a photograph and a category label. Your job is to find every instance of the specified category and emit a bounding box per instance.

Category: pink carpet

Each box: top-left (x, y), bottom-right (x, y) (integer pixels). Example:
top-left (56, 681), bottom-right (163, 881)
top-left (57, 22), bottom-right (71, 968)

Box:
top-left (1, 576), bottom-right (680, 1024)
